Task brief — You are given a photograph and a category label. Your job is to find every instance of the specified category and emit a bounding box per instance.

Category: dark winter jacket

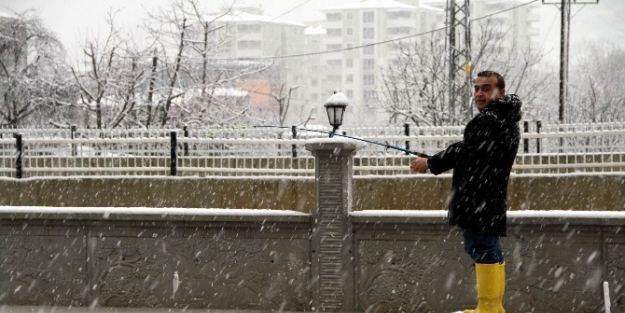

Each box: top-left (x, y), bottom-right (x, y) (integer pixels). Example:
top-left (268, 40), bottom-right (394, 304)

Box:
top-left (427, 95), bottom-right (522, 237)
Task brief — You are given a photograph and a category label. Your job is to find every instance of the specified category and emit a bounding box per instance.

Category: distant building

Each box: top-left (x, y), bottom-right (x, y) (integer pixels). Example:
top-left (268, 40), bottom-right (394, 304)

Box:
top-left (200, 7), bottom-right (308, 125)
top-left (315, 0), bottom-right (443, 125)
top-left (297, 24), bottom-right (326, 125)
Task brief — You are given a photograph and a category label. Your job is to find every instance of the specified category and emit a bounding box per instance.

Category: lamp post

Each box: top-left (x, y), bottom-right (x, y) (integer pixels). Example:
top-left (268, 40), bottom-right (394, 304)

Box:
top-left (324, 91), bottom-right (349, 138)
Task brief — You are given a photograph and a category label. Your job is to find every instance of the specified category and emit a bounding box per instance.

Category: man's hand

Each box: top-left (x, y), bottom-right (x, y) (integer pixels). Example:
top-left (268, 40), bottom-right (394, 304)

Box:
top-left (410, 157), bottom-right (429, 173)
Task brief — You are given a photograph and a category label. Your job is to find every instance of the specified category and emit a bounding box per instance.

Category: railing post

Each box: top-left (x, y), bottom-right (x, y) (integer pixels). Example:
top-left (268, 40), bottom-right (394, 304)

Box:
top-left (523, 121), bottom-right (529, 153)
top-left (305, 139), bottom-right (361, 312)
top-left (291, 125), bottom-right (297, 158)
top-left (14, 133), bottom-right (23, 179)
top-left (170, 131), bottom-right (177, 176)
top-left (183, 125), bottom-right (189, 156)
top-left (536, 121), bottom-right (542, 154)
top-left (70, 124), bottom-right (77, 156)
top-left (404, 123), bottom-right (410, 155)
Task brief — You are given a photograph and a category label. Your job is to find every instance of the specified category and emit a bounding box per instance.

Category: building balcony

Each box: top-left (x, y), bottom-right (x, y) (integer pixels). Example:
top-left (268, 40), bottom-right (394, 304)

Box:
top-left (387, 18), bottom-right (414, 29)
top-left (322, 36), bottom-right (344, 45)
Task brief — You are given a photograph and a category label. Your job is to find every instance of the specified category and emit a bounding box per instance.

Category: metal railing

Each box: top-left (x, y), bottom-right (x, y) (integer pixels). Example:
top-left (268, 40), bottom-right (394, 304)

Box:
top-left (1, 122), bottom-right (625, 178)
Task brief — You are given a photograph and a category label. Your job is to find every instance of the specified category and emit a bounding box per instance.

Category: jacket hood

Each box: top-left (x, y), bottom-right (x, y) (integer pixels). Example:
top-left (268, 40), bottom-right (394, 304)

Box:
top-left (485, 94), bottom-right (523, 123)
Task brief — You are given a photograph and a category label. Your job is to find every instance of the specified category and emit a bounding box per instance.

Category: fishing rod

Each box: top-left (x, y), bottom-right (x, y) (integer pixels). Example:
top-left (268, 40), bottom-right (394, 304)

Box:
top-left (254, 125), bottom-right (430, 158)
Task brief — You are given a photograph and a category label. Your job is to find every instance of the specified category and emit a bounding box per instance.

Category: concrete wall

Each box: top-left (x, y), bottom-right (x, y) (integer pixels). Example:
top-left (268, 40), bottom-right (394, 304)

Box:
top-left (351, 211), bottom-right (625, 313)
top-left (0, 208), bottom-right (623, 312)
top-left (0, 177), bottom-right (316, 213)
top-left (1, 174), bottom-right (624, 212)
top-left (0, 209), bottom-right (312, 310)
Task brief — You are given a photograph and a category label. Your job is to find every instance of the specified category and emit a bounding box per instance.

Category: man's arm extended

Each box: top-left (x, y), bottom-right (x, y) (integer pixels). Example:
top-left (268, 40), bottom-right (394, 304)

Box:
top-left (419, 114), bottom-right (499, 175)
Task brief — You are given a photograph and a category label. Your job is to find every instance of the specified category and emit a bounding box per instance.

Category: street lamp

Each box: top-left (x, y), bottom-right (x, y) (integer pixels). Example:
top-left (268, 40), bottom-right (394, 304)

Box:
top-left (324, 90), bottom-right (349, 138)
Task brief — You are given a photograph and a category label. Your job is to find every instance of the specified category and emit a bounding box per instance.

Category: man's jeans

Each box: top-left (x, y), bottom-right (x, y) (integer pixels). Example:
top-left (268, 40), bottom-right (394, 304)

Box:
top-left (462, 228), bottom-right (504, 264)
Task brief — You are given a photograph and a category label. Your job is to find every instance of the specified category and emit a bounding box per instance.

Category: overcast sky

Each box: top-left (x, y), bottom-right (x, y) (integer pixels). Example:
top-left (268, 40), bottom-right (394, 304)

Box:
top-left (1, 0), bottom-right (624, 65)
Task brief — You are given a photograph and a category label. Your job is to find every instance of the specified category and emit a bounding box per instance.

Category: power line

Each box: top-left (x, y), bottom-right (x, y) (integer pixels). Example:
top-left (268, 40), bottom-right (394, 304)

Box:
top-left (208, 0), bottom-right (541, 61)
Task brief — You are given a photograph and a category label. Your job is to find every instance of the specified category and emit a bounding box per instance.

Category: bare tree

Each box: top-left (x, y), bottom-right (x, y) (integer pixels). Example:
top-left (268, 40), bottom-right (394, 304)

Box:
top-left (6, 1), bottom-right (294, 129)
top-left (568, 42), bottom-right (625, 123)
top-left (379, 21), bottom-right (552, 126)
top-left (142, 0), bottom-right (275, 127)
top-left (0, 10), bottom-right (69, 127)
top-left (70, 11), bottom-right (148, 129)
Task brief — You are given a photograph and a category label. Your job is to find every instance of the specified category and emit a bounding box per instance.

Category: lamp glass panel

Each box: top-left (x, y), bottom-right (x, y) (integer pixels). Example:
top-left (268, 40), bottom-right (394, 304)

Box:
top-left (335, 107), bottom-right (345, 125)
top-left (326, 106), bottom-right (336, 126)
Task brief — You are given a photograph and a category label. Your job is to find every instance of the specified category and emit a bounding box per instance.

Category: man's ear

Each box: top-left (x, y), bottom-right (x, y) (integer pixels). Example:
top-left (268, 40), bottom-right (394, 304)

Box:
top-left (499, 89), bottom-right (506, 98)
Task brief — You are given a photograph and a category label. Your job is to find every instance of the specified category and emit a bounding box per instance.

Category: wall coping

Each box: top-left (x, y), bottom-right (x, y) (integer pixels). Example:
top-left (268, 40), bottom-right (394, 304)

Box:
top-left (1, 172), bottom-right (622, 182)
top-left (0, 176), bottom-right (316, 182)
top-left (0, 206), bottom-right (310, 223)
top-left (350, 210), bottom-right (625, 226)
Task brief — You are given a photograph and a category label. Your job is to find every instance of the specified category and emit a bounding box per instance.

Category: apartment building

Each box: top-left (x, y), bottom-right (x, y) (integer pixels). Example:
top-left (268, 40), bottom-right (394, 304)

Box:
top-left (424, 0), bottom-right (542, 51)
top-left (316, 0), bottom-right (443, 125)
top-left (204, 6), bottom-right (308, 124)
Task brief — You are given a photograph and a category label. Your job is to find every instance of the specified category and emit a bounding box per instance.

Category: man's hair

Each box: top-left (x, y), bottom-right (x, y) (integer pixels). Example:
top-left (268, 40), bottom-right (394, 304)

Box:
top-left (476, 70), bottom-right (505, 90)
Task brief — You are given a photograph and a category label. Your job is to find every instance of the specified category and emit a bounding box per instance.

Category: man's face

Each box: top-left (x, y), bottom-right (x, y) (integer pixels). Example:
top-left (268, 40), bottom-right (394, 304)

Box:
top-left (473, 76), bottom-right (505, 111)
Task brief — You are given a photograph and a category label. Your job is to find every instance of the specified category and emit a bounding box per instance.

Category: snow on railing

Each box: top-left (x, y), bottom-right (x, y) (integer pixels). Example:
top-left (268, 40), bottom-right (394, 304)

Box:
top-left (0, 122), bottom-right (624, 178)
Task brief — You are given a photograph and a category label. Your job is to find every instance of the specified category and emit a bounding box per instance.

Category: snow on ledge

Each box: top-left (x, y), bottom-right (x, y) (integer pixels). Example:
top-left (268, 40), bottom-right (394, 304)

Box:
top-left (305, 137), bottom-right (367, 150)
top-left (507, 210), bottom-right (625, 219)
top-left (0, 206), bottom-right (309, 223)
top-left (350, 210), bottom-right (625, 225)
top-left (351, 210), bottom-right (625, 219)
top-left (351, 210), bottom-right (447, 218)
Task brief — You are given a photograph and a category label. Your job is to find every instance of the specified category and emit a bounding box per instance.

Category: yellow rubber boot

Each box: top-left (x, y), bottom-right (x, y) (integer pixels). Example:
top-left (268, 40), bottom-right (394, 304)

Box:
top-left (497, 263), bottom-right (506, 313)
top-left (463, 263), bottom-right (503, 313)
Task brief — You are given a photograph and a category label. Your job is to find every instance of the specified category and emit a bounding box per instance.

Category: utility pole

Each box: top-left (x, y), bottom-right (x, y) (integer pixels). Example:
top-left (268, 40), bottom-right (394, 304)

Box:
top-left (446, 0), bottom-right (472, 124)
top-left (542, 0), bottom-right (599, 124)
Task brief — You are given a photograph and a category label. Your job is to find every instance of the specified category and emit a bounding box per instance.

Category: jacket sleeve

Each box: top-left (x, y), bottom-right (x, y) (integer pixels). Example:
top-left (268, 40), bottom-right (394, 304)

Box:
top-left (427, 113), bottom-right (499, 175)
top-left (426, 141), bottom-right (463, 175)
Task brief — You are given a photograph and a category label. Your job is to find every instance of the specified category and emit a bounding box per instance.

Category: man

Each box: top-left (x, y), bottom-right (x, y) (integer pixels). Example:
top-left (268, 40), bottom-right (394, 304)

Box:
top-left (410, 70), bottom-right (522, 313)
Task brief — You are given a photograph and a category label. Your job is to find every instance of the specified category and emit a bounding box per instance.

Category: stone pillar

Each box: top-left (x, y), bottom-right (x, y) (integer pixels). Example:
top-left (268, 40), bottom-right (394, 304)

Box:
top-left (306, 139), bottom-right (362, 312)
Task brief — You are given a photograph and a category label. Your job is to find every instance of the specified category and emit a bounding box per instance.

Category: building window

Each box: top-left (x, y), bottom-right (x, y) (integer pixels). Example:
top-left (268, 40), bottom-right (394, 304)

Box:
top-left (346, 59), bottom-right (353, 68)
top-left (327, 13), bottom-right (341, 21)
top-left (363, 11), bottom-right (374, 23)
top-left (312, 79), bottom-right (318, 87)
top-left (389, 27), bottom-right (411, 35)
top-left (237, 40), bottom-right (261, 49)
top-left (312, 93), bottom-right (318, 100)
top-left (363, 27), bottom-right (374, 39)
top-left (327, 75), bottom-right (342, 82)
top-left (364, 90), bottom-right (376, 100)
top-left (363, 74), bottom-right (375, 86)
top-left (347, 12), bottom-right (353, 20)
top-left (387, 11), bottom-right (411, 19)
top-left (389, 58), bottom-right (401, 67)
top-left (346, 75), bottom-right (353, 83)
top-left (346, 90), bottom-right (353, 98)
top-left (327, 28), bottom-right (342, 36)
top-left (363, 59), bottom-right (375, 71)
top-left (327, 44), bottom-right (342, 50)
top-left (389, 42), bottom-right (407, 52)
top-left (346, 28), bottom-right (353, 36)
top-left (327, 59), bottom-right (342, 67)
top-left (237, 24), bottom-right (260, 33)
top-left (363, 45), bottom-right (374, 55)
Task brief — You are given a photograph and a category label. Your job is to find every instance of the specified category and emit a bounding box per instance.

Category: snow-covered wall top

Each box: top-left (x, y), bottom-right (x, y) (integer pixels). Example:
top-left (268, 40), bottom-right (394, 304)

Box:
top-left (350, 210), bottom-right (625, 226)
top-left (0, 206), bottom-right (309, 223)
